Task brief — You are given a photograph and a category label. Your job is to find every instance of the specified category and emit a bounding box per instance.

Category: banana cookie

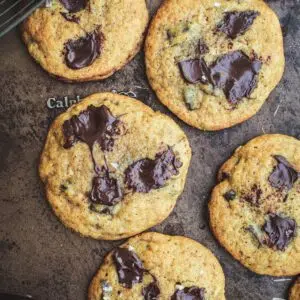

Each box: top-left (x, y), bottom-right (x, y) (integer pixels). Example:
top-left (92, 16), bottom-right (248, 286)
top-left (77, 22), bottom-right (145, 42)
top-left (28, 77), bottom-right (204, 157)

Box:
top-left (209, 134), bottom-right (300, 276)
top-left (39, 93), bottom-right (191, 240)
top-left (22, 0), bottom-right (148, 81)
top-left (290, 277), bottom-right (300, 300)
top-left (145, 0), bottom-right (284, 130)
top-left (88, 232), bottom-right (225, 300)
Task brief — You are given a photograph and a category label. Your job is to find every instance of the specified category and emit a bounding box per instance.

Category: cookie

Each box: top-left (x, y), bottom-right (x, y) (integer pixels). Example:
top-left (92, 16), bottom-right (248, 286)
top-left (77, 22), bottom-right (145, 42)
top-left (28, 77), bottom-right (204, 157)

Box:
top-left (209, 134), bottom-right (300, 276)
top-left (22, 0), bottom-right (148, 82)
top-left (145, 0), bottom-right (284, 130)
top-left (88, 232), bottom-right (225, 299)
top-left (39, 93), bottom-right (191, 240)
top-left (290, 277), bottom-right (300, 300)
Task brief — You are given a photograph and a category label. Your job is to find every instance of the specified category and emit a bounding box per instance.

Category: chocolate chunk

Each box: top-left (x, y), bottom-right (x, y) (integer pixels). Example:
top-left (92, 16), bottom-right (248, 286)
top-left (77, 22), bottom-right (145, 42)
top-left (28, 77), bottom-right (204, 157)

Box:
top-left (218, 11), bottom-right (259, 39)
top-left (113, 248), bottom-right (144, 288)
top-left (171, 287), bottom-right (206, 300)
top-left (263, 214), bottom-right (296, 250)
top-left (210, 51), bottom-right (262, 103)
top-left (65, 31), bottom-right (101, 69)
top-left (59, 0), bottom-right (86, 13)
top-left (63, 105), bottom-right (120, 152)
top-left (198, 40), bottom-right (209, 55)
top-left (224, 190), bottom-right (236, 201)
top-left (90, 172), bottom-right (123, 206)
top-left (61, 12), bottom-right (80, 23)
top-left (269, 155), bottom-right (299, 190)
top-left (125, 147), bottom-right (182, 193)
top-left (178, 58), bottom-right (210, 84)
top-left (142, 282), bottom-right (160, 300)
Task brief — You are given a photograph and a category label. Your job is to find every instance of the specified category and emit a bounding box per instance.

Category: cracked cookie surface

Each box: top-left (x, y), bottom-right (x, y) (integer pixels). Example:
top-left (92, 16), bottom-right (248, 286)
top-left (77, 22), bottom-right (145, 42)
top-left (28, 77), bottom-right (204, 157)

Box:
top-left (22, 0), bottom-right (148, 81)
top-left (39, 93), bottom-right (191, 240)
top-left (209, 134), bottom-right (300, 276)
top-left (145, 0), bottom-right (284, 130)
top-left (88, 232), bottom-right (225, 300)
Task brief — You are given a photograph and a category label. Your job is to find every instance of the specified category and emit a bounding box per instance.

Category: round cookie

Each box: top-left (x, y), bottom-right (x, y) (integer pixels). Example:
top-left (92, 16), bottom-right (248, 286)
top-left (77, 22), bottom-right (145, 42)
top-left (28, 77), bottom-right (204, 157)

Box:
top-left (22, 0), bottom-right (148, 82)
top-left (290, 277), bottom-right (300, 300)
top-left (39, 93), bottom-right (191, 240)
top-left (209, 134), bottom-right (300, 276)
top-left (145, 0), bottom-right (284, 130)
top-left (88, 232), bottom-right (226, 300)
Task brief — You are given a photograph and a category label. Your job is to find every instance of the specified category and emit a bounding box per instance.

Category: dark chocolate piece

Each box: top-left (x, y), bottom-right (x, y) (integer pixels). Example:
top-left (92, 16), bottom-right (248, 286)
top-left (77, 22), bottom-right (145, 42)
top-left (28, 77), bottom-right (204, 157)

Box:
top-left (59, 0), bottom-right (86, 13)
top-left (125, 147), bottom-right (182, 193)
top-left (178, 51), bottom-right (261, 104)
top-left (269, 155), bottom-right (299, 190)
top-left (90, 172), bottom-right (123, 206)
top-left (61, 12), bottom-right (80, 23)
top-left (142, 282), bottom-right (160, 300)
top-left (224, 190), bottom-right (236, 201)
top-left (178, 58), bottom-right (210, 84)
top-left (209, 51), bottom-right (262, 103)
top-left (63, 105), bottom-right (120, 152)
top-left (263, 214), bottom-right (296, 251)
top-left (113, 248), bottom-right (144, 288)
top-left (65, 32), bottom-right (100, 69)
top-left (218, 11), bottom-right (259, 39)
top-left (171, 286), bottom-right (206, 300)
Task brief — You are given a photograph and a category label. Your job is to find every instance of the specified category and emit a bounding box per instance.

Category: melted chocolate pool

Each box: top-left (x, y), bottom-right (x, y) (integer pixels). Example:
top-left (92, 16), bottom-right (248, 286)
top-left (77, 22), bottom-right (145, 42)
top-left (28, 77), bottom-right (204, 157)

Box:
top-left (65, 31), bottom-right (101, 69)
top-left (125, 147), bottom-right (182, 193)
top-left (179, 50), bottom-right (262, 104)
top-left (269, 155), bottom-right (299, 190)
top-left (263, 214), bottom-right (296, 251)
top-left (113, 247), bottom-right (144, 288)
top-left (218, 11), bottom-right (259, 39)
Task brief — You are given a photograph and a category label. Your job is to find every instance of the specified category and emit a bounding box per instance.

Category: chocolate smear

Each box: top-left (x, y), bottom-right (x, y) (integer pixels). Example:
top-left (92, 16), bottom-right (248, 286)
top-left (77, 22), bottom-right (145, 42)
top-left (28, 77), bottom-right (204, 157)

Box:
top-left (263, 214), bottom-right (296, 251)
top-left (269, 155), bottom-right (299, 190)
top-left (179, 58), bottom-right (210, 84)
top-left (90, 172), bottom-right (123, 206)
top-left (63, 105), bottom-right (120, 152)
top-left (209, 51), bottom-right (262, 103)
top-left (178, 51), bottom-right (261, 104)
top-left (171, 286), bottom-right (206, 300)
top-left (63, 105), bottom-right (123, 207)
top-left (113, 247), bottom-right (144, 288)
top-left (125, 147), bottom-right (182, 193)
top-left (61, 12), bottom-right (80, 23)
top-left (142, 282), bottom-right (160, 300)
top-left (65, 31), bottom-right (100, 69)
top-left (218, 11), bottom-right (259, 39)
top-left (59, 0), bottom-right (86, 13)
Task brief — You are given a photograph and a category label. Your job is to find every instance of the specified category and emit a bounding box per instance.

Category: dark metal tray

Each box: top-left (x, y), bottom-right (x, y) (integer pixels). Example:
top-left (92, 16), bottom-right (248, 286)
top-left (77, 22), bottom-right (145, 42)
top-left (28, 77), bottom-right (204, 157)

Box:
top-left (0, 1), bottom-right (299, 299)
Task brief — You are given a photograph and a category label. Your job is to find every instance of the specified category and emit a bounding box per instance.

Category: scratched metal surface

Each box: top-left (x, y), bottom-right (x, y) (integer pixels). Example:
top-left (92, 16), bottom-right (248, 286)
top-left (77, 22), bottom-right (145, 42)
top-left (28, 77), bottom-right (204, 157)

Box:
top-left (0, 1), bottom-right (299, 299)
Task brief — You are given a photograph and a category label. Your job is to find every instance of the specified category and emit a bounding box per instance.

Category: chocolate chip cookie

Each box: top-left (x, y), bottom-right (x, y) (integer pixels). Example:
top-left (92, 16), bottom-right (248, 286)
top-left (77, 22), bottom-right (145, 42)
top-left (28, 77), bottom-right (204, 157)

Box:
top-left (145, 0), bottom-right (284, 130)
top-left (209, 134), bottom-right (300, 276)
top-left (290, 277), bottom-right (300, 300)
top-left (39, 93), bottom-right (191, 240)
top-left (22, 0), bottom-right (148, 81)
top-left (88, 232), bottom-right (225, 299)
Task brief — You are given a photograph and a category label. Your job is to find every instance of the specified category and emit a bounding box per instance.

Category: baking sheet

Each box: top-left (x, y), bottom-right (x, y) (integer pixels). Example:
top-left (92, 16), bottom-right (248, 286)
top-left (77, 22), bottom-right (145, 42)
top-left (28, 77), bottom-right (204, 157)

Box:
top-left (0, 1), bottom-right (299, 299)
